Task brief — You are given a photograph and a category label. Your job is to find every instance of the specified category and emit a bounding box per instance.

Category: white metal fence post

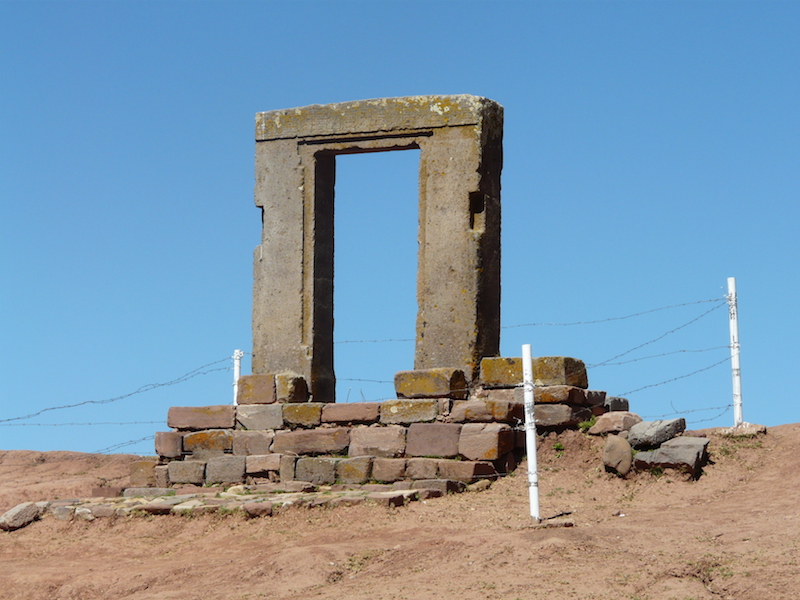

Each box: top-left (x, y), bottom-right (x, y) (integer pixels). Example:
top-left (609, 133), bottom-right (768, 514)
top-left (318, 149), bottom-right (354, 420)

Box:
top-left (727, 278), bottom-right (743, 426)
top-left (522, 344), bottom-right (541, 522)
top-left (232, 349), bottom-right (244, 406)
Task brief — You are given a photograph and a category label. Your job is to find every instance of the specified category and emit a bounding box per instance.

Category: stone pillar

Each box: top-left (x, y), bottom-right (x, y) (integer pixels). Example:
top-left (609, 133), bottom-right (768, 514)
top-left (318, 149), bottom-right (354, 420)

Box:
top-left (253, 95), bottom-right (503, 401)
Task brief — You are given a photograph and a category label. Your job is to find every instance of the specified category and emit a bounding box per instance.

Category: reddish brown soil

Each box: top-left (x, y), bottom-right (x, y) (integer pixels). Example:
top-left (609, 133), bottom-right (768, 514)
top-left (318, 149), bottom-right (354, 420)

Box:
top-left (1, 424), bottom-right (798, 600)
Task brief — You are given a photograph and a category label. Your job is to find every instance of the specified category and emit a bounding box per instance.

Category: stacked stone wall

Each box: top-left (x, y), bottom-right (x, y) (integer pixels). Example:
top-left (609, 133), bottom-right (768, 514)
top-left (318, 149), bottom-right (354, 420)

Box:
top-left (139, 357), bottom-right (618, 490)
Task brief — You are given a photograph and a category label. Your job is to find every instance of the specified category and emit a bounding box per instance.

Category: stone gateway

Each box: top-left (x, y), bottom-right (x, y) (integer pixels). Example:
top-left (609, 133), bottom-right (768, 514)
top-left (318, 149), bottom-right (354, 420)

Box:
top-left (252, 95), bottom-right (503, 401)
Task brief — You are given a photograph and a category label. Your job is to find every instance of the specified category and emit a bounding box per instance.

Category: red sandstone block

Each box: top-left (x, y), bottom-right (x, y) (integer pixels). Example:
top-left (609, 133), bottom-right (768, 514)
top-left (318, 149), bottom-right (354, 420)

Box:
top-left (458, 423), bottom-right (514, 461)
top-left (183, 430), bottom-right (233, 453)
top-left (155, 431), bottom-right (183, 458)
top-left (168, 460), bottom-right (206, 485)
top-left (321, 402), bottom-right (381, 424)
top-left (275, 372), bottom-right (310, 403)
top-left (232, 430), bottom-right (274, 456)
top-left (436, 460), bottom-right (496, 482)
top-left (372, 458), bottom-right (406, 482)
top-left (167, 406), bottom-right (236, 430)
top-left (271, 427), bottom-right (350, 455)
top-left (129, 460), bottom-right (157, 487)
top-left (394, 368), bottom-right (468, 399)
top-left (450, 399), bottom-right (523, 423)
top-left (236, 374), bottom-right (276, 405)
top-left (349, 425), bottom-right (406, 458)
top-left (405, 457), bottom-right (439, 479)
top-left (405, 423), bottom-right (462, 458)
top-left (480, 356), bottom-right (588, 389)
top-left (336, 456), bottom-right (372, 484)
top-left (282, 403), bottom-right (323, 428)
top-left (246, 454), bottom-right (283, 475)
top-left (380, 399), bottom-right (439, 424)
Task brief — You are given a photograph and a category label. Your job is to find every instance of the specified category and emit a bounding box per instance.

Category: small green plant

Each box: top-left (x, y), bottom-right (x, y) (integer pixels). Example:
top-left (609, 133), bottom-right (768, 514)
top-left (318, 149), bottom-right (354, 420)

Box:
top-left (578, 415), bottom-right (597, 433)
top-left (552, 442), bottom-right (565, 458)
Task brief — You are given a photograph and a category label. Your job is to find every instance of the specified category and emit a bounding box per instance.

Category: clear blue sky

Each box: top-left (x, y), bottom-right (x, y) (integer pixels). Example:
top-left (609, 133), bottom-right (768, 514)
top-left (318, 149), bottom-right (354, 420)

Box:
top-left (2, 1), bottom-right (798, 453)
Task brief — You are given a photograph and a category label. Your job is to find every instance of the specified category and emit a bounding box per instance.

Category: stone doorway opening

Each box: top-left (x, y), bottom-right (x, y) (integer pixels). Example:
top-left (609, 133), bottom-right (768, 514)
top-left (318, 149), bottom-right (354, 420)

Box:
top-left (333, 149), bottom-right (420, 404)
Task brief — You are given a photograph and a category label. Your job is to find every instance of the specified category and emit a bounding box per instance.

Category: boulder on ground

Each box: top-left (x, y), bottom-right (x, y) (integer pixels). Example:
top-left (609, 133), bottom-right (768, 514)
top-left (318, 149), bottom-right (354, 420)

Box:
top-left (603, 435), bottom-right (633, 476)
top-left (628, 418), bottom-right (686, 449)
top-left (588, 411), bottom-right (642, 435)
top-left (0, 502), bottom-right (44, 531)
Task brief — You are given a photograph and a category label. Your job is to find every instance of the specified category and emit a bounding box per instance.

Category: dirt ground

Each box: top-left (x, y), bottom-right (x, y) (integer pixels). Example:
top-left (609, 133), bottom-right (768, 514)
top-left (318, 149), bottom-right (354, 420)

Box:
top-left (1, 424), bottom-right (797, 600)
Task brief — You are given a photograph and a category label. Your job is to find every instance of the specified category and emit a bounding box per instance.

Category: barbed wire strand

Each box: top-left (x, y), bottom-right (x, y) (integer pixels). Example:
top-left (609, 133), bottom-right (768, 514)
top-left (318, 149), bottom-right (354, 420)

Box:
top-left (621, 355), bottom-right (731, 396)
top-left (643, 403), bottom-right (732, 420)
top-left (332, 297), bottom-right (727, 343)
top-left (0, 358), bottom-right (232, 424)
top-left (597, 345), bottom-right (731, 367)
top-left (95, 435), bottom-right (155, 455)
top-left (589, 301), bottom-right (727, 368)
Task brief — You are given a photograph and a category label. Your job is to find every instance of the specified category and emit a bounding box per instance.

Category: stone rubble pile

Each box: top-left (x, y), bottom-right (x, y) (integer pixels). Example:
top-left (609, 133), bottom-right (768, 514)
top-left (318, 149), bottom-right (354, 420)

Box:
top-left (591, 413), bottom-right (711, 478)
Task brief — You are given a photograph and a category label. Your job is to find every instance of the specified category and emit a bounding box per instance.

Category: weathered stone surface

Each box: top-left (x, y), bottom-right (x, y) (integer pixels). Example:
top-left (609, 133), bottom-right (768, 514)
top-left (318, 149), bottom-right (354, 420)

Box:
top-left (91, 487), bottom-right (124, 498)
top-left (473, 388), bottom-right (517, 402)
top-left (628, 419), bottom-right (686, 449)
top-left (279, 455), bottom-right (296, 481)
top-left (236, 374), bottom-right (276, 405)
top-left (50, 505), bottom-right (75, 521)
top-left (411, 479), bottom-right (467, 494)
top-left (479, 357), bottom-right (588, 389)
top-left (183, 430), bottom-right (233, 454)
top-left (535, 357), bottom-right (588, 388)
top-left (89, 504), bottom-right (117, 518)
top-left (123, 487), bottom-right (173, 498)
top-left (662, 436), bottom-right (710, 462)
top-left (588, 411), bottom-right (643, 435)
top-left (206, 456), bottom-right (246, 484)
top-left (322, 402), bottom-right (381, 424)
top-left (479, 357), bottom-right (521, 388)
top-left (534, 404), bottom-right (593, 428)
top-left (282, 403), bottom-right (323, 428)
top-left (717, 422), bottom-right (768, 437)
top-left (253, 96), bottom-right (503, 397)
top-left (246, 454), bottom-right (283, 475)
top-left (275, 372), bottom-right (310, 403)
top-left (634, 439), bottom-right (706, 478)
top-left (450, 399), bottom-right (523, 423)
top-left (154, 465), bottom-right (169, 488)
top-left (380, 399), bottom-right (439, 424)
top-left (603, 435), bottom-right (633, 476)
top-left (372, 458), bottom-right (406, 482)
top-left (394, 368), bottom-right (468, 399)
top-left (406, 457), bottom-right (439, 479)
top-left (232, 430), bottom-right (274, 456)
top-left (605, 396), bottom-right (630, 412)
top-left (349, 425), bottom-right (406, 458)
top-left (436, 460), bottom-right (496, 482)
top-left (155, 431), bottom-right (183, 458)
top-left (236, 404), bottom-right (284, 431)
top-left (295, 457), bottom-right (338, 485)
top-left (0, 502), bottom-right (42, 531)
top-left (458, 423), bottom-right (514, 461)
top-left (167, 405), bottom-right (236, 430)
top-left (168, 460), bottom-right (206, 485)
top-left (75, 506), bottom-right (95, 521)
top-left (129, 460), bottom-right (158, 487)
top-left (366, 490), bottom-right (417, 507)
top-left (406, 423), bottom-right (462, 458)
top-left (243, 501), bottom-right (273, 517)
top-left (336, 456), bottom-right (372, 484)
top-left (271, 427), bottom-right (350, 455)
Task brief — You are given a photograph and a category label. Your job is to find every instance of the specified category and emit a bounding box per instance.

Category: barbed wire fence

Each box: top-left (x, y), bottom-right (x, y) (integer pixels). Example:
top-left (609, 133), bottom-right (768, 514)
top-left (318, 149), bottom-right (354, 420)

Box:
top-left (2, 295), bottom-right (737, 455)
